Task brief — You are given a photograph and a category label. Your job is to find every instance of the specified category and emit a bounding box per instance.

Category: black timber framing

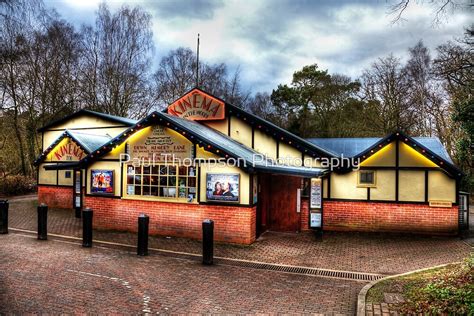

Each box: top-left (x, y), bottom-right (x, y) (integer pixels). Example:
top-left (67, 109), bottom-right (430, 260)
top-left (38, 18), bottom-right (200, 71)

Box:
top-left (395, 139), bottom-right (399, 202)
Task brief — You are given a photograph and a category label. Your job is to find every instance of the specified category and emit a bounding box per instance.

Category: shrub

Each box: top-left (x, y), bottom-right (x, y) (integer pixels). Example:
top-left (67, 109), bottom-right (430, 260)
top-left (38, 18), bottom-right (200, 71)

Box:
top-left (0, 175), bottom-right (36, 196)
top-left (400, 255), bottom-right (474, 315)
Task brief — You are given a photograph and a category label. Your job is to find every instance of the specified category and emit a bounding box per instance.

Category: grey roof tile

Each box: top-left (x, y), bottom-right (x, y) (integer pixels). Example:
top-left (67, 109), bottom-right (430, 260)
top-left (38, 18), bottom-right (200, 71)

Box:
top-left (66, 130), bottom-right (112, 153)
top-left (306, 136), bottom-right (454, 163)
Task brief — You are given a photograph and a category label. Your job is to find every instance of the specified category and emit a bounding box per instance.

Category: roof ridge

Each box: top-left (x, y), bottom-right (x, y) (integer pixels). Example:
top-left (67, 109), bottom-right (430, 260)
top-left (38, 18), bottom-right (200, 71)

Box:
top-left (67, 129), bottom-right (112, 138)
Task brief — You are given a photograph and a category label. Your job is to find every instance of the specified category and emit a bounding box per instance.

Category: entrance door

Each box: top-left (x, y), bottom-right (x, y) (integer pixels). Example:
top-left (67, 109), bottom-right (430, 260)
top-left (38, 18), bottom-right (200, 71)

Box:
top-left (259, 174), bottom-right (301, 232)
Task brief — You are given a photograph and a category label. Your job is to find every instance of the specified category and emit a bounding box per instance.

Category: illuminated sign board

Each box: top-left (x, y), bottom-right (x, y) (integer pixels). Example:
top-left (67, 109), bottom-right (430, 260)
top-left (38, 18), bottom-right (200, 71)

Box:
top-left (52, 141), bottom-right (85, 161)
top-left (130, 126), bottom-right (193, 162)
top-left (167, 89), bottom-right (225, 121)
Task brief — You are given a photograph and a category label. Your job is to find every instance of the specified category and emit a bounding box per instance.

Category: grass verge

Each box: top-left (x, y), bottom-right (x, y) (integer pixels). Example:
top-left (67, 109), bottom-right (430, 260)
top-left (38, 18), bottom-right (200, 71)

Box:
top-left (367, 254), bottom-right (473, 314)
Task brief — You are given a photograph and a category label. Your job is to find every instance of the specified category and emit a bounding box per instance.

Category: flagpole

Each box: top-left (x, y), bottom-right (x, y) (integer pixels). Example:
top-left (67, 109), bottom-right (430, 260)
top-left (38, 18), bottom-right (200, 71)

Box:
top-left (196, 33), bottom-right (200, 87)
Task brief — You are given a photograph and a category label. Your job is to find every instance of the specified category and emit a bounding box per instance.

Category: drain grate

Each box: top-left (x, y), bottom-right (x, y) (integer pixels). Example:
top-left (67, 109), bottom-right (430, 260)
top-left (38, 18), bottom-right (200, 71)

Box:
top-left (8, 228), bottom-right (385, 282)
top-left (215, 258), bottom-right (385, 282)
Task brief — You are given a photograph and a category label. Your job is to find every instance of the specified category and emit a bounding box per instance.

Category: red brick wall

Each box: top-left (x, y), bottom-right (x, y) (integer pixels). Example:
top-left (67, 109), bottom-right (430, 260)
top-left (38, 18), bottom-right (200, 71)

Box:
top-left (300, 197), bottom-right (310, 231)
top-left (85, 196), bottom-right (257, 244)
top-left (38, 185), bottom-right (72, 209)
top-left (323, 200), bottom-right (458, 235)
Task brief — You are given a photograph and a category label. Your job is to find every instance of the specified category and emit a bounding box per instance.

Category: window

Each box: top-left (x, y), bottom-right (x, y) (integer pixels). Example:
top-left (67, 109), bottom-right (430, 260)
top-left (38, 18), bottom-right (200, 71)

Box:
top-left (65, 171), bottom-right (71, 179)
top-left (358, 170), bottom-right (376, 187)
top-left (126, 164), bottom-right (197, 200)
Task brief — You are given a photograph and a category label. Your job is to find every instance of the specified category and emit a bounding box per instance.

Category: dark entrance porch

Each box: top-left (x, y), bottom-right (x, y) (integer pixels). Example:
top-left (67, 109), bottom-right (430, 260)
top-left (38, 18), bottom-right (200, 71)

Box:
top-left (257, 174), bottom-right (302, 234)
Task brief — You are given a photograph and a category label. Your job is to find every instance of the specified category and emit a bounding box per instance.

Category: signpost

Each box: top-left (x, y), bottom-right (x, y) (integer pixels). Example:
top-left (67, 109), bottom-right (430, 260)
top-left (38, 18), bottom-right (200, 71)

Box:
top-left (309, 178), bottom-right (323, 239)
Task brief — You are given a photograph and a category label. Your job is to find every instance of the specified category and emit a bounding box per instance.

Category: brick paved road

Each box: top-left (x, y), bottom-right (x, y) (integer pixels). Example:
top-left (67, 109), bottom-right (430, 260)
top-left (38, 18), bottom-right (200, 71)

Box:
top-left (8, 199), bottom-right (472, 275)
top-left (0, 233), bottom-right (363, 314)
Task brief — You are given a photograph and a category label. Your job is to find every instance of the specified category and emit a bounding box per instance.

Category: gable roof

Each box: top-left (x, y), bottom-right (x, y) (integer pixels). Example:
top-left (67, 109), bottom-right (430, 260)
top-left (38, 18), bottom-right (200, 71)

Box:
top-left (309, 132), bottom-right (462, 177)
top-left (79, 111), bottom-right (326, 177)
top-left (307, 136), bottom-right (454, 164)
top-left (66, 130), bottom-right (112, 153)
top-left (37, 109), bottom-right (137, 132)
top-left (164, 87), bottom-right (336, 158)
top-left (34, 130), bottom-right (111, 165)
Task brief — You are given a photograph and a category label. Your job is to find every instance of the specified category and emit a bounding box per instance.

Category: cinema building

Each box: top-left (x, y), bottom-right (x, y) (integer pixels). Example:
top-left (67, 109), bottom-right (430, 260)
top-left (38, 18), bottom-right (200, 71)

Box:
top-left (35, 88), bottom-right (469, 244)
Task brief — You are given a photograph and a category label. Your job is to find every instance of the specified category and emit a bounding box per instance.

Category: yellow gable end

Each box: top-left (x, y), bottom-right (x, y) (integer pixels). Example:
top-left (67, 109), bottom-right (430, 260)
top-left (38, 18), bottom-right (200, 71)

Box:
top-left (399, 142), bottom-right (438, 167)
top-left (360, 142), bottom-right (396, 167)
top-left (46, 138), bottom-right (86, 162)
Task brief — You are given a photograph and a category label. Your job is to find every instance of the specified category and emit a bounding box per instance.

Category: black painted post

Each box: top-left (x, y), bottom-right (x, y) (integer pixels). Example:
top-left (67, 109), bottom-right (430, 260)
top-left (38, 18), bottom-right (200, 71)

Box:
top-left (137, 214), bottom-right (149, 256)
top-left (37, 203), bottom-right (48, 240)
top-left (0, 200), bottom-right (8, 234)
top-left (314, 228), bottom-right (323, 241)
top-left (75, 207), bottom-right (81, 219)
top-left (82, 208), bottom-right (93, 247)
top-left (202, 219), bottom-right (214, 265)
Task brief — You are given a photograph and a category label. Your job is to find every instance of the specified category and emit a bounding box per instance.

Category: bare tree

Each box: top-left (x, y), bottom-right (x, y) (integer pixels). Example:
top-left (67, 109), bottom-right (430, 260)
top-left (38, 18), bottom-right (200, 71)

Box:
top-left (153, 47), bottom-right (249, 109)
top-left (78, 3), bottom-right (155, 119)
top-left (0, 0), bottom-right (46, 175)
top-left (246, 92), bottom-right (275, 120)
top-left (361, 54), bottom-right (416, 134)
top-left (388, 0), bottom-right (473, 25)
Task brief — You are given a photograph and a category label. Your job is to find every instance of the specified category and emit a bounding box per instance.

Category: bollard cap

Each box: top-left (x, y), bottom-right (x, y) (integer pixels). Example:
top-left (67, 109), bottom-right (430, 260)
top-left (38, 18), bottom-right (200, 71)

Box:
top-left (83, 207), bottom-right (92, 212)
top-left (203, 219), bottom-right (213, 224)
top-left (139, 213), bottom-right (149, 218)
top-left (40, 203), bottom-right (47, 207)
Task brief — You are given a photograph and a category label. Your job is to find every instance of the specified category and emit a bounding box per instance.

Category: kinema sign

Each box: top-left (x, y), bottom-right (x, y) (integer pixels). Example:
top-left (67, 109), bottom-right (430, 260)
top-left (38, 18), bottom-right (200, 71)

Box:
top-left (53, 141), bottom-right (85, 161)
top-left (167, 90), bottom-right (225, 120)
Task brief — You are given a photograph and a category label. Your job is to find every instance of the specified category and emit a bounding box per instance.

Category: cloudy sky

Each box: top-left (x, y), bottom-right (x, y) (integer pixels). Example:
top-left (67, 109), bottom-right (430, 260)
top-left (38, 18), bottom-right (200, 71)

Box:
top-left (44, 0), bottom-right (471, 93)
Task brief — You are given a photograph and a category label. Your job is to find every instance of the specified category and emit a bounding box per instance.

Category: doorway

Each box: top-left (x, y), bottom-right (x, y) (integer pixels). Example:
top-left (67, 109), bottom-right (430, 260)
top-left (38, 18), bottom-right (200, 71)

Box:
top-left (258, 173), bottom-right (301, 233)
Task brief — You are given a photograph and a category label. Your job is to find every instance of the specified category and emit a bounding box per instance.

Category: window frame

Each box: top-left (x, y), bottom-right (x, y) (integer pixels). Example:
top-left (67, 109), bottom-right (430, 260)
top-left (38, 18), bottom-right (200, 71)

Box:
top-left (124, 163), bottom-right (198, 202)
top-left (357, 170), bottom-right (376, 187)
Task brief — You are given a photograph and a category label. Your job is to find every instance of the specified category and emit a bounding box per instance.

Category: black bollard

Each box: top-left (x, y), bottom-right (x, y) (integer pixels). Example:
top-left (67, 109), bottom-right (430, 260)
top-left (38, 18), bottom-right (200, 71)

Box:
top-left (137, 214), bottom-right (149, 256)
top-left (0, 200), bottom-right (8, 234)
top-left (37, 204), bottom-right (48, 240)
top-left (82, 208), bottom-right (93, 247)
top-left (75, 207), bottom-right (81, 219)
top-left (202, 219), bottom-right (214, 265)
top-left (314, 228), bottom-right (323, 241)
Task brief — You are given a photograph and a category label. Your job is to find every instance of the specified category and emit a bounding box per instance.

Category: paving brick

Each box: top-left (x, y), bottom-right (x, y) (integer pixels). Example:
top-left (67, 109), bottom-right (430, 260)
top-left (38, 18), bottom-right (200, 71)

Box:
top-left (7, 199), bottom-right (472, 275)
top-left (0, 234), bottom-right (363, 314)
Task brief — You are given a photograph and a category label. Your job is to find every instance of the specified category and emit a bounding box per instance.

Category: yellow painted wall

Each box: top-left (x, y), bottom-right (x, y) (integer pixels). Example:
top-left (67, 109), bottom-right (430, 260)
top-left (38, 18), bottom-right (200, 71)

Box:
top-left (230, 116), bottom-right (253, 148)
top-left (203, 118), bottom-right (228, 135)
top-left (279, 143), bottom-right (302, 166)
top-left (199, 163), bottom-right (250, 204)
top-left (399, 170), bottom-right (425, 202)
top-left (38, 165), bottom-right (57, 185)
top-left (196, 145), bottom-right (219, 160)
top-left (87, 161), bottom-right (122, 196)
top-left (253, 129), bottom-right (277, 159)
top-left (399, 142), bottom-right (438, 167)
top-left (360, 142), bottom-right (396, 167)
top-left (330, 172), bottom-right (367, 199)
top-left (58, 170), bottom-right (73, 186)
top-left (370, 170), bottom-right (396, 201)
top-left (54, 115), bottom-right (126, 130)
top-left (428, 171), bottom-right (456, 203)
top-left (103, 141), bottom-right (127, 159)
top-left (126, 125), bottom-right (193, 162)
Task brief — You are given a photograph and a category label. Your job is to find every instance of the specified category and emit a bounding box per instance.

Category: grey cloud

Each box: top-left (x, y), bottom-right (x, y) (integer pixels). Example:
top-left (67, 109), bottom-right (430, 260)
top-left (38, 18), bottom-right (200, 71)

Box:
top-left (145, 0), bottom-right (224, 19)
top-left (45, 0), bottom-right (471, 93)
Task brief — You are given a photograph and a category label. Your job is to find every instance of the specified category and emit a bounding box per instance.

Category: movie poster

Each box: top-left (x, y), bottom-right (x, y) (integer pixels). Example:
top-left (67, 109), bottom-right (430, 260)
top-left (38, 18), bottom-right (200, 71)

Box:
top-left (91, 170), bottom-right (114, 194)
top-left (310, 178), bottom-right (322, 209)
top-left (206, 173), bottom-right (240, 202)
